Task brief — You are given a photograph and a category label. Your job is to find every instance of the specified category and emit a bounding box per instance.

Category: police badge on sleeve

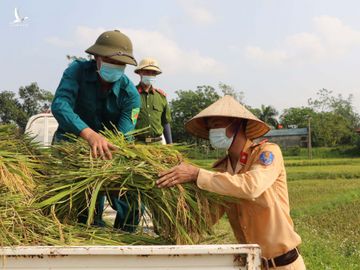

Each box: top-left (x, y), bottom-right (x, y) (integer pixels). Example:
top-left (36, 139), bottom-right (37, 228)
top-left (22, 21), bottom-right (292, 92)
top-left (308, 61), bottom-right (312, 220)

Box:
top-left (259, 151), bottom-right (274, 166)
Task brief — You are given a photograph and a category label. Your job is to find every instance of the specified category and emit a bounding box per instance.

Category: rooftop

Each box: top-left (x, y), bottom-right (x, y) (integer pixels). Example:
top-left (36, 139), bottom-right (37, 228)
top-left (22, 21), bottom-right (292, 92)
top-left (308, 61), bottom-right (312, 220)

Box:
top-left (264, 128), bottom-right (308, 137)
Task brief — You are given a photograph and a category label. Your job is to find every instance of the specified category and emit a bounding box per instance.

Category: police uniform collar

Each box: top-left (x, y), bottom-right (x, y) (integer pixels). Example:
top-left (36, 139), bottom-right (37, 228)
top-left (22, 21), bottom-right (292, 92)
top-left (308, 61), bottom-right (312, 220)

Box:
top-left (239, 139), bottom-right (253, 165)
top-left (212, 139), bottom-right (253, 169)
top-left (137, 83), bottom-right (155, 94)
top-left (251, 139), bottom-right (268, 148)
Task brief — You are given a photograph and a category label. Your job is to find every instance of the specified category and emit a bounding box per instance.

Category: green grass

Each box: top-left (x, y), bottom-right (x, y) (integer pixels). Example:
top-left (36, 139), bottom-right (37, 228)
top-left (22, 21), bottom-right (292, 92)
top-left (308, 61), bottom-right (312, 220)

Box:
top-left (284, 158), bottom-right (360, 166)
top-left (287, 164), bottom-right (360, 180)
top-left (194, 157), bottom-right (360, 180)
top-left (194, 157), bottom-right (360, 269)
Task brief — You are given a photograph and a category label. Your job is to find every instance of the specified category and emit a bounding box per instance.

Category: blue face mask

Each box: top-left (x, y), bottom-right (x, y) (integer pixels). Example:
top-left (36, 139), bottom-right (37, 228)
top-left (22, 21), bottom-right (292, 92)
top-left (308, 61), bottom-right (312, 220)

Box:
top-left (209, 123), bottom-right (234, 150)
top-left (98, 62), bottom-right (125, 82)
top-left (141, 75), bottom-right (156, 86)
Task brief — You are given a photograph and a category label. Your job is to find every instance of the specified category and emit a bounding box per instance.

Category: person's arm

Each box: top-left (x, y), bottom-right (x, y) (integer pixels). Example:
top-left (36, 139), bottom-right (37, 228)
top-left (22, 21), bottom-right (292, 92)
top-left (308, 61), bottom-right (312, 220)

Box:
top-left (51, 61), bottom-right (116, 159)
top-left (116, 81), bottom-right (141, 137)
top-left (157, 144), bottom-right (283, 200)
top-left (197, 144), bottom-right (282, 199)
top-left (163, 123), bottom-right (173, 144)
top-left (161, 100), bottom-right (173, 144)
top-left (51, 61), bottom-right (88, 135)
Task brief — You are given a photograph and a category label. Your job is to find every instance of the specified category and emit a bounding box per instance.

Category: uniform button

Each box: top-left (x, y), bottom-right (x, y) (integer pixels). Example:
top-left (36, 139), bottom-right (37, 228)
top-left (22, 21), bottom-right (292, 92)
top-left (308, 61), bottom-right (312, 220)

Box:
top-left (243, 226), bottom-right (247, 230)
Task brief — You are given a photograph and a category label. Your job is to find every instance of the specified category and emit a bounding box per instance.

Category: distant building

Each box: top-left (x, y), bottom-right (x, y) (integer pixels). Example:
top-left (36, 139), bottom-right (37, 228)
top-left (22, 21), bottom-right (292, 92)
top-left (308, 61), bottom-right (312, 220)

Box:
top-left (260, 128), bottom-right (308, 148)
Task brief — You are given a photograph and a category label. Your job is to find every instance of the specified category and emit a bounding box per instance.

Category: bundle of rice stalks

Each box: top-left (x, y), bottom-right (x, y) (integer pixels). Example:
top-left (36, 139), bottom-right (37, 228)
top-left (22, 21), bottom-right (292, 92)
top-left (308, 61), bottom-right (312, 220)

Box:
top-left (0, 125), bottom-right (164, 247)
top-left (0, 125), bottom-right (41, 156)
top-left (0, 186), bottom-right (164, 246)
top-left (0, 125), bottom-right (41, 197)
top-left (37, 129), bottom-right (222, 244)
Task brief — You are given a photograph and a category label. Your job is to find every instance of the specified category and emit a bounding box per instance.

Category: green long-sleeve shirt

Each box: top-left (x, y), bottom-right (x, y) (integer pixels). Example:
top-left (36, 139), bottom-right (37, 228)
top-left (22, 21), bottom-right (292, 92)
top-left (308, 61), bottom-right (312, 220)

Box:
top-left (135, 84), bottom-right (172, 137)
top-left (51, 60), bottom-right (140, 141)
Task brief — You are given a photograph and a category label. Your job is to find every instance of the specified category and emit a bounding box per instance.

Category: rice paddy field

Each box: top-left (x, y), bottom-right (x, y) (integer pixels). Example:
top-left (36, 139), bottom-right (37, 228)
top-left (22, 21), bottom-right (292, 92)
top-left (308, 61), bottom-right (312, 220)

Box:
top-left (193, 157), bottom-right (360, 269)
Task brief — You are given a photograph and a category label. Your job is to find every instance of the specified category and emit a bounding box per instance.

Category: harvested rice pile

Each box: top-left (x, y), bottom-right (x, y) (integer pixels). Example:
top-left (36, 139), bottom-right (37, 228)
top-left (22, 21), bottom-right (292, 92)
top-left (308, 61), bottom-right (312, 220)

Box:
top-left (0, 125), bottom-right (223, 246)
top-left (0, 125), bottom-right (163, 246)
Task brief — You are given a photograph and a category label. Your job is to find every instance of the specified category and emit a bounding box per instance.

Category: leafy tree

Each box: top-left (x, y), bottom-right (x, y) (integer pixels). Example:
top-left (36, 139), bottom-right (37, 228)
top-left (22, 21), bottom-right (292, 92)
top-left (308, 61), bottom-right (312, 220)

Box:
top-left (311, 112), bottom-right (354, 147)
top-left (280, 107), bottom-right (315, 128)
top-left (19, 83), bottom-right (54, 118)
top-left (0, 83), bottom-right (54, 130)
top-left (0, 91), bottom-right (27, 126)
top-left (308, 88), bottom-right (360, 145)
top-left (170, 86), bottom-right (220, 143)
top-left (258, 105), bottom-right (279, 128)
top-left (218, 82), bottom-right (244, 103)
top-left (246, 106), bottom-right (261, 118)
top-left (66, 54), bottom-right (92, 62)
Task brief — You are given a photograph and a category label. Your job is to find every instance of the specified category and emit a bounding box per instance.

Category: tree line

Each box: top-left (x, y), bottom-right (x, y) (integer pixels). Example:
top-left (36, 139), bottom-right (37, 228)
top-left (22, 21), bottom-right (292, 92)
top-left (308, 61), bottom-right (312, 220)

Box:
top-left (170, 85), bottom-right (360, 148)
top-left (0, 82), bottom-right (359, 148)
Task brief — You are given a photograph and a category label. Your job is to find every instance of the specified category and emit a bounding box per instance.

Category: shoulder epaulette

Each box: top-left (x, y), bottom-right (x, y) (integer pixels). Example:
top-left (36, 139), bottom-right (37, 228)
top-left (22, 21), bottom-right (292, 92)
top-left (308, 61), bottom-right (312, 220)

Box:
top-left (154, 88), bottom-right (167, 97)
top-left (251, 139), bottom-right (268, 148)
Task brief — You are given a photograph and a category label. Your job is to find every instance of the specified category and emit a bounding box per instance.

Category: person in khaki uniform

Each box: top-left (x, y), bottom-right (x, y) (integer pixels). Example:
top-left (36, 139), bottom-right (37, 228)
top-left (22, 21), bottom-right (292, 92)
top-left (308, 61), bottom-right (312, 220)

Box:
top-left (134, 58), bottom-right (172, 144)
top-left (157, 95), bottom-right (306, 269)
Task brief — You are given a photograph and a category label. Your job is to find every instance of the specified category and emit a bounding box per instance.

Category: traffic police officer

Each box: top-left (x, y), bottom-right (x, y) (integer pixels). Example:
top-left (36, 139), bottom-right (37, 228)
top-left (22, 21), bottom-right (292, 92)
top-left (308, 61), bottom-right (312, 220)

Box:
top-left (134, 58), bottom-right (172, 144)
top-left (157, 95), bottom-right (306, 269)
top-left (51, 30), bottom-right (142, 232)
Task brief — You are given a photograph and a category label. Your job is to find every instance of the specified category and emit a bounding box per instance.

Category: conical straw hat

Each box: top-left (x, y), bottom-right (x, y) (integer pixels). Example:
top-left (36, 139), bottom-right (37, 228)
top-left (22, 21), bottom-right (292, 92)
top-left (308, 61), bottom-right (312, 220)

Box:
top-left (185, 95), bottom-right (270, 140)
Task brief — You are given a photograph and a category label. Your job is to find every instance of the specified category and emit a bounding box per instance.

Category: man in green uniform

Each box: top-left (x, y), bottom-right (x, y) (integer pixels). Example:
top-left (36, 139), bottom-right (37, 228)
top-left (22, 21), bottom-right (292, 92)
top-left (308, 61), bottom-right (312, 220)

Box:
top-left (134, 58), bottom-right (172, 144)
top-left (51, 30), bottom-right (142, 232)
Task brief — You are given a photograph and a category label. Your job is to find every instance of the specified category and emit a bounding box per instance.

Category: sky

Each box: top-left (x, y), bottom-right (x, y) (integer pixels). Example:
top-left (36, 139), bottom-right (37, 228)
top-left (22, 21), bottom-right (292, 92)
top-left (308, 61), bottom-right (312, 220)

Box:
top-left (1, 0), bottom-right (360, 115)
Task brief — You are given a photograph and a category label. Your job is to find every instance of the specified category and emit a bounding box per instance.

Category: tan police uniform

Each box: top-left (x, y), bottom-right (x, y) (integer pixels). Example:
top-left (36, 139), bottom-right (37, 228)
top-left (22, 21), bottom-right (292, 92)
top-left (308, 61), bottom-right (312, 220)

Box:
top-left (197, 140), bottom-right (305, 269)
top-left (184, 95), bottom-right (306, 270)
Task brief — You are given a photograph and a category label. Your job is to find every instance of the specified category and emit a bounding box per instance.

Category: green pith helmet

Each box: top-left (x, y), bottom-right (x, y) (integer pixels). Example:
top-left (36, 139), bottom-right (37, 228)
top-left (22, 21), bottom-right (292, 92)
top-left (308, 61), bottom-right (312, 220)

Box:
top-left (85, 30), bottom-right (137, 66)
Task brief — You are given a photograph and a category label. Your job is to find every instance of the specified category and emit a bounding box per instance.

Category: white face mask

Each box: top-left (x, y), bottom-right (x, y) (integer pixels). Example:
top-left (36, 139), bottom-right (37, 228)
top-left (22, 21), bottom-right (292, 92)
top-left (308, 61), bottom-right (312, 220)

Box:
top-left (209, 124), bottom-right (234, 150)
top-left (141, 75), bottom-right (156, 86)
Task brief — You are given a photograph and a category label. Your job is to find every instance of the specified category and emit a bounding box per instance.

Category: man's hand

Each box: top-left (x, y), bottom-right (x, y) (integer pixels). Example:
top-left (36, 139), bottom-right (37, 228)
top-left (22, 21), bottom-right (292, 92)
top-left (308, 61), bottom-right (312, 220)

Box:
top-left (156, 162), bottom-right (200, 188)
top-left (80, 128), bottom-right (118, 159)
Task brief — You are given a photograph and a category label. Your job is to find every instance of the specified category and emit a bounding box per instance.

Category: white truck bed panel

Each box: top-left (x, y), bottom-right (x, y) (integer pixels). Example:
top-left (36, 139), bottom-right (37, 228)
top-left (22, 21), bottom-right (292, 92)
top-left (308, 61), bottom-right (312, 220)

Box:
top-left (0, 245), bottom-right (262, 270)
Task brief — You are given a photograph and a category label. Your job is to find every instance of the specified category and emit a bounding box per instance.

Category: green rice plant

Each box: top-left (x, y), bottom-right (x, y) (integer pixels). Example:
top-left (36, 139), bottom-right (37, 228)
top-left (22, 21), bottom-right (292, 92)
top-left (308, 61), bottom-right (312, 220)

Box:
top-left (36, 129), bottom-right (223, 244)
top-left (0, 125), bottom-right (41, 156)
top-left (289, 179), bottom-right (360, 217)
top-left (0, 186), bottom-right (165, 246)
top-left (285, 158), bottom-right (360, 167)
top-left (286, 164), bottom-right (360, 180)
top-left (0, 125), bottom-right (43, 197)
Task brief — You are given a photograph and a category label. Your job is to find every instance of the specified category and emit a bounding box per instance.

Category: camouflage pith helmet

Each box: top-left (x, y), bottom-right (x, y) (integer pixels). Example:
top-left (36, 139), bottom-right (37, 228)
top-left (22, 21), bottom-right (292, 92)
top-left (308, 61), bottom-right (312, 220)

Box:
top-left (85, 30), bottom-right (137, 66)
top-left (134, 57), bottom-right (162, 74)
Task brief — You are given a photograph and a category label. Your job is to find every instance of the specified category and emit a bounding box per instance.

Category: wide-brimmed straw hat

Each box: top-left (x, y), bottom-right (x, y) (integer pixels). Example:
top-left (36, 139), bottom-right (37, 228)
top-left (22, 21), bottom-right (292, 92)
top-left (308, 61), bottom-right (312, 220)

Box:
top-left (134, 58), bottom-right (162, 74)
top-left (185, 95), bottom-right (270, 140)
